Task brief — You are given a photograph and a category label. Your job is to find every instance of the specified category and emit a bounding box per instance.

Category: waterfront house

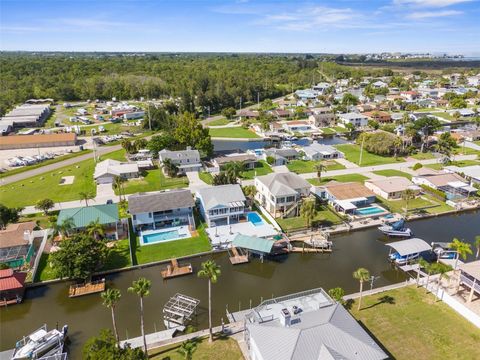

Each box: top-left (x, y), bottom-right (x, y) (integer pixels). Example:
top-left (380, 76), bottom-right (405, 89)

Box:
top-left (264, 148), bottom-right (300, 166)
top-left (212, 153), bottom-right (257, 170)
top-left (302, 143), bottom-right (344, 161)
top-left (0, 222), bottom-right (37, 269)
top-left (241, 288), bottom-right (388, 360)
top-left (158, 147), bottom-right (202, 175)
top-left (412, 172), bottom-right (475, 200)
top-left (255, 173), bottom-right (311, 218)
top-left (282, 120), bottom-right (314, 133)
top-left (196, 184), bottom-right (246, 226)
top-left (94, 159), bottom-right (139, 184)
top-left (308, 107), bottom-right (335, 127)
top-left (0, 269), bottom-right (27, 306)
top-left (128, 190), bottom-right (195, 232)
top-left (57, 204), bottom-right (124, 240)
top-left (458, 260), bottom-right (480, 303)
top-left (362, 110), bottom-right (392, 123)
top-left (365, 177), bottom-right (421, 200)
top-left (314, 181), bottom-right (376, 214)
top-left (445, 165), bottom-right (480, 185)
top-left (337, 112), bottom-right (369, 128)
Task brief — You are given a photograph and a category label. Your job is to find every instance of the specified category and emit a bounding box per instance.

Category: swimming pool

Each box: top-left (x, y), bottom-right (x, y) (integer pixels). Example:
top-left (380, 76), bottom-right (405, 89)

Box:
top-left (356, 206), bottom-right (386, 216)
top-left (141, 226), bottom-right (191, 245)
top-left (247, 212), bottom-right (264, 226)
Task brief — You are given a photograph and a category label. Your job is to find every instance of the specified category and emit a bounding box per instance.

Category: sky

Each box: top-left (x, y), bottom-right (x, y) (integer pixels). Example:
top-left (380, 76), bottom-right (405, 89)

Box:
top-left (1, 0), bottom-right (479, 54)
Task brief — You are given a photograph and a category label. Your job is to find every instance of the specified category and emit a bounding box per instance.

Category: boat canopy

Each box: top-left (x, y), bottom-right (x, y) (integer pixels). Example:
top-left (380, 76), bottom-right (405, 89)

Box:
top-left (386, 238), bottom-right (432, 256)
top-left (391, 219), bottom-right (405, 231)
top-left (232, 234), bottom-right (275, 254)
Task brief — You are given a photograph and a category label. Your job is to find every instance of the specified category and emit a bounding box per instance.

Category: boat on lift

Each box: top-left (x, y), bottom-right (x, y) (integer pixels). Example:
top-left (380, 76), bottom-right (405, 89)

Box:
top-left (378, 219), bottom-right (412, 237)
top-left (12, 324), bottom-right (68, 360)
top-left (431, 242), bottom-right (457, 260)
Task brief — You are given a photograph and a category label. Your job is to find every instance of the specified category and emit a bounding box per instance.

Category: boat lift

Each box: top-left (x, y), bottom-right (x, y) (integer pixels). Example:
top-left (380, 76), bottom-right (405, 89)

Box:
top-left (163, 293), bottom-right (200, 329)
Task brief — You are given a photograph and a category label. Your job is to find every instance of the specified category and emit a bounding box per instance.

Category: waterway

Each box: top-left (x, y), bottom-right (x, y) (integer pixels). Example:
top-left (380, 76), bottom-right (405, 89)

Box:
top-left (0, 211), bottom-right (478, 358)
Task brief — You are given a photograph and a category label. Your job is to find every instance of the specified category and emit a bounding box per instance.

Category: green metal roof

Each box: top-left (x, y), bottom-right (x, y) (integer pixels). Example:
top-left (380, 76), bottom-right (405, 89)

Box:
top-left (57, 204), bottom-right (119, 229)
top-left (232, 234), bottom-right (275, 254)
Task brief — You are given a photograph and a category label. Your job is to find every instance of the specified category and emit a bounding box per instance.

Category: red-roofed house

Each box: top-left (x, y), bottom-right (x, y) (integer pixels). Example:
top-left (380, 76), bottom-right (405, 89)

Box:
top-left (0, 269), bottom-right (27, 306)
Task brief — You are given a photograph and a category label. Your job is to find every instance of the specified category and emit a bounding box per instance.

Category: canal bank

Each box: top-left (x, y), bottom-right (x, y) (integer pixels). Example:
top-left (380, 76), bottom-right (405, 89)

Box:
top-left (1, 211), bottom-right (478, 358)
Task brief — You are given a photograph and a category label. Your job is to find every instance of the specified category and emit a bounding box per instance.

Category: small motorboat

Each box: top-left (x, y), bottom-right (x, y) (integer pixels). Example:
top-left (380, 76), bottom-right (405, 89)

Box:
top-left (378, 219), bottom-right (412, 237)
top-left (432, 242), bottom-right (457, 260)
top-left (388, 251), bottom-right (419, 265)
top-left (12, 324), bottom-right (68, 360)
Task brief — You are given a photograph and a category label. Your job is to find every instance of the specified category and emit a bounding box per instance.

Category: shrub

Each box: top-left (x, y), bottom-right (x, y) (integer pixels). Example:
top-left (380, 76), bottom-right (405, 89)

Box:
top-left (412, 163), bottom-right (423, 170)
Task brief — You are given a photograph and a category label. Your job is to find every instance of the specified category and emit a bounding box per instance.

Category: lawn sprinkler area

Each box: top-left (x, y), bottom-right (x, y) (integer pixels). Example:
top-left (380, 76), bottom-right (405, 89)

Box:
top-left (140, 225), bottom-right (192, 246)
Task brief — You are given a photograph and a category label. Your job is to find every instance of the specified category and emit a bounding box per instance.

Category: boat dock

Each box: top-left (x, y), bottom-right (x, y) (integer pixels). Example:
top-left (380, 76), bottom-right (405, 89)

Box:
top-left (288, 246), bottom-right (332, 253)
top-left (0, 298), bottom-right (20, 307)
top-left (161, 259), bottom-right (193, 279)
top-left (229, 246), bottom-right (249, 265)
top-left (68, 278), bottom-right (105, 298)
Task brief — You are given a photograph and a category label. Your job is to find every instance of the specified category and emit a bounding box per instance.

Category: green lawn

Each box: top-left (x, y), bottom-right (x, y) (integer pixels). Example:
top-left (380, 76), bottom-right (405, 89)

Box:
top-left (376, 195), bottom-right (453, 215)
top-left (287, 160), bottom-right (345, 174)
top-left (34, 253), bottom-right (57, 282)
top-left (408, 152), bottom-right (435, 160)
top-left (425, 163), bottom-right (444, 170)
top-left (98, 149), bottom-right (127, 162)
top-left (276, 206), bottom-right (343, 232)
top-left (335, 144), bottom-right (405, 167)
top-left (431, 111), bottom-right (454, 120)
top-left (307, 174), bottom-right (369, 186)
top-left (372, 169), bottom-right (412, 180)
top-left (350, 286), bottom-right (480, 360)
top-left (207, 118), bottom-right (232, 126)
top-left (240, 160), bottom-right (273, 179)
top-left (319, 127), bottom-right (336, 135)
top-left (149, 336), bottom-right (243, 360)
top-left (209, 127), bottom-right (260, 138)
top-left (333, 126), bottom-right (349, 133)
top-left (135, 225), bottom-right (212, 265)
top-left (449, 159), bottom-right (480, 167)
top-left (453, 147), bottom-right (480, 156)
top-left (120, 168), bottom-right (189, 195)
top-left (199, 171), bottom-right (214, 185)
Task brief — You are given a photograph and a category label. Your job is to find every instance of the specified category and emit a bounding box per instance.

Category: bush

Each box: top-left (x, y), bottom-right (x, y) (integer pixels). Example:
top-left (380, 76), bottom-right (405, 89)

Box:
top-left (266, 156), bottom-right (275, 165)
top-left (413, 163), bottom-right (423, 170)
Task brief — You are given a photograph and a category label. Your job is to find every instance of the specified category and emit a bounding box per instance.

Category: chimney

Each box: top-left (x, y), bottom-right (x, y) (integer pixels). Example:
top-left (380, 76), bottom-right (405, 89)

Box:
top-left (280, 308), bottom-right (291, 327)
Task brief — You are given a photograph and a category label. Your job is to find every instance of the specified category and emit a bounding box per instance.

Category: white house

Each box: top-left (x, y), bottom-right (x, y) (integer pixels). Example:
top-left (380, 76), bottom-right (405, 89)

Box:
top-left (302, 143), bottom-right (344, 161)
top-left (337, 112), bottom-right (369, 128)
top-left (365, 177), bottom-right (421, 200)
top-left (94, 159), bottom-right (139, 184)
top-left (159, 147), bottom-right (202, 175)
top-left (196, 184), bottom-right (246, 226)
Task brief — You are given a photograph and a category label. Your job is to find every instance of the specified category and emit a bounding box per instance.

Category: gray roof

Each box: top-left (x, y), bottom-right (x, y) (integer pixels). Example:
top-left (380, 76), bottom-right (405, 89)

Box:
top-left (266, 148), bottom-right (299, 158)
top-left (247, 303), bottom-right (387, 360)
top-left (256, 173), bottom-right (311, 197)
top-left (128, 189), bottom-right (194, 214)
top-left (159, 148), bottom-right (200, 160)
top-left (196, 184), bottom-right (246, 210)
top-left (214, 154), bottom-right (256, 165)
top-left (339, 112), bottom-right (368, 120)
top-left (386, 238), bottom-right (432, 256)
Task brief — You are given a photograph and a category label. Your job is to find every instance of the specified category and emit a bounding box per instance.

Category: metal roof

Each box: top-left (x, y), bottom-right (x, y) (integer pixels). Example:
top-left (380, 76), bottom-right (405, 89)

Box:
top-left (232, 234), bottom-right (275, 254)
top-left (57, 204), bottom-right (119, 229)
top-left (460, 260), bottom-right (480, 280)
top-left (386, 238), bottom-right (432, 256)
top-left (128, 189), bottom-right (194, 214)
top-left (196, 184), bottom-right (246, 210)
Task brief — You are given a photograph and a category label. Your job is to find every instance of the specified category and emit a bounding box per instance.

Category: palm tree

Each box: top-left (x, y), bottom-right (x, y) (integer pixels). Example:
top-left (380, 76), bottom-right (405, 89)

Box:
top-left (177, 340), bottom-right (197, 360)
top-left (474, 235), bottom-right (480, 259)
top-left (79, 191), bottom-right (95, 207)
top-left (300, 198), bottom-right (317, 229)
top-left (198, 260), bottom-right (221, 343)
top-left (55, 217), bottom-right (74, 238)
top-left (401, 188), bottom-right (416, 217)
top-left (224, 161), bottom-right (245, 180)
top-left (450, 238), bottom-right (473, 270)
top-left (314, 163), bottom-right (327, 181)
top-left (162, 158), bottom-right (179, 177)
top-left (101, 288), bottom-right (121, 345)
top-left (128, 278), bottom-right (151, 353)
top-left (86, 219), bottom-right (105, 240)
top-left (243, 185), bottom-right (257, 209)
top-left (353, 267), bottom-right (370, 311)
top-left (113, 176), bottom-right (126, 202)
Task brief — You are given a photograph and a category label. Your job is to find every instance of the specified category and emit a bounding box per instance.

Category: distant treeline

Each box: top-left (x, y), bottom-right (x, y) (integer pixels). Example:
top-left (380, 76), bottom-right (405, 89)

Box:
top-left (0, 53), bottom-right (395, 116)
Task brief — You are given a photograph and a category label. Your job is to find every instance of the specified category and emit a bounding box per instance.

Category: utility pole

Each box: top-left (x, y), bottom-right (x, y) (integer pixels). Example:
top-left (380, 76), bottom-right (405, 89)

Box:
top-left (91, 129), bottom-right (97, 163)
top-left (359, 134), bottom-right (365, 166)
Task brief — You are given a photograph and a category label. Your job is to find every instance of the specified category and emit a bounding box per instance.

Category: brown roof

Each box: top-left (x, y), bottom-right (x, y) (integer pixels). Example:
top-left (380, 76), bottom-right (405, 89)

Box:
top-left (0, 133), bottom-right (76, 146)
top-left (285, 120), bottom-right (309, 126)
top-left (0, 270), bottom-right (27, 292)
top-left (323, 182), bottom-right (375, 200)
top-left (0, 222), bottom-right (35, 249)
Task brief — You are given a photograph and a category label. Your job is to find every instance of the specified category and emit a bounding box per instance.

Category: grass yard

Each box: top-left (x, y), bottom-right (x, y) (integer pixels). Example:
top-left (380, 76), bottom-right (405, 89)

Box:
top-left (450, 159), bottom-right (480, 167)
top-left (377, 194), bottom-right (452, 215)
top-left (149, 336), bottom-right (243, 360)
top-left (240, 160), bottom-right (273, 179)
top-left (319, 127), bottom-right (336, 135)
top-left (276, 205), bottom-right (343, 232)
top-left (207, 118), bottom-right (232, 126)
top-left (34, 253), bottom-right (57, 282)
top-left (120, 168), bottom-right (189, 195)
top-left (307, 174), bottom-right (369, 186)
top-left (453, 147), bottom-right (480, 156)
top-left (372, 169), bottom-right (412, 180)
top-left (431, 111), bottom-right (455, 120)
top-left (1, 158), bottom-right (97, 208)
top-left (425, 163), bottom-right (444, 170)
top-left (135, 225), bottom-right (212, 265)
top-left (19, 212), bottom-right (56, 229)
top-left (98, 148), bottom-right (127, 162)
top-left (209, 127), bottom-right (260, 138)
top-left (335, 144), bottom-right (405, 167)
top-left (333, 126), bottom-right (349, 133)
top-left (199, 171), bottom-right (214, 185)
top-left (350, 286), bottom-right (480, 360)
top-left (408, 152), bottom-right (435, 160)
top-left (287, 160), bottom-right (345, 174)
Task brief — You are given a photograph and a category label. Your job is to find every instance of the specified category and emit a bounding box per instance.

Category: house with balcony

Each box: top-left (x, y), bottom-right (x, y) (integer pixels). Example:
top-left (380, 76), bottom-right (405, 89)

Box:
top-left (159, 147), bottom-right (202, 175)
top-left (255, 173), bottom-right (311, 218)
top-left (337, 112), bottom-right (369, 128)
top-left (196, 184), bottom-right (246, 226)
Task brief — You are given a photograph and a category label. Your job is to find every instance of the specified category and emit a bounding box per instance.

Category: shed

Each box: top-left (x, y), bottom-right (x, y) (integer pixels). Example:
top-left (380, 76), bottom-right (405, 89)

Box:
top-left (386, 238), bottom-right (432, 256)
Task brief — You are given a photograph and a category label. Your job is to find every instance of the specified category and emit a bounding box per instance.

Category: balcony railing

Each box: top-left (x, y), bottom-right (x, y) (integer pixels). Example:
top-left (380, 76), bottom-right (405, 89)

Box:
top-left (460, 273), bottom-right (480, 293)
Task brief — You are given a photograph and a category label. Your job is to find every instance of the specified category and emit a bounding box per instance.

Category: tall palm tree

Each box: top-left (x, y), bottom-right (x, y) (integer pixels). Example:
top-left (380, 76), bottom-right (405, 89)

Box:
top-left (101, 288), bottom-right (121, 345)
top-left (450, 238), bottom-right (473, 270)
top-left (55, 217), bottom-right (75, 238)
top-left (300, 198), bottom-right (317, 229)
top-left (353, 267), bottom-right (370, 311)
top-left (86, 219), bottom-right (105, 240)
top-left (314, 163), bottom-right (327, 181)
top-left (224, 161), bottom-right (245, 180)
top-left (243, 185), bottom-right (257, 209)
top-left (198, 260), bottom-right (221, 343)
top-left (474, 235), bottom-right (480, 259)
top-left (177, 340), bottom-right (197, 360)
top-left (113, 176), bottom-right (126, 202)
top-left (402, 188), bottom-right (416, 217)
top-left (79, 191), bottom-right (95, 207)
top-left (128, 277), bottom-right (151, 353)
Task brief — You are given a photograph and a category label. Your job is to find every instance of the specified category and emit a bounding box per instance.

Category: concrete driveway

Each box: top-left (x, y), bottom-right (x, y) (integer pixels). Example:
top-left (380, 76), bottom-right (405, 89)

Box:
top-left (186, 171), bottom-right (210, 192)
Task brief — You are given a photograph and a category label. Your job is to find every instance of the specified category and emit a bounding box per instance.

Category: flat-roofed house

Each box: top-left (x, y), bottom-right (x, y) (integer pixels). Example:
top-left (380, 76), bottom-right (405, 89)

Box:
top-left (128, 190), bottom-right (195, 232)
top-left (159, 147), bottom-right (202, 175)
top-left (282, 120), bottom-right (314, 133)
top-left (94, 159), bottom-right (139, 184)
top-left (212, 153), bottom-right (257, 170)
top-left (445, 165), bottom-right (480, 184)
top-left (365, 177), bottom-right (421, 200)
top-left (255, 173), bottom-right (311, 218)
top-left (458, 260), bottom-right (480, 303)
top-left (412, 172), bottom-right (476, 199)
top-left (196, 184), bottom-right (246, 226)
top-left (315, 181), bottom-right (376, 214)
top-left (302, 143), bottom-right (344, 161)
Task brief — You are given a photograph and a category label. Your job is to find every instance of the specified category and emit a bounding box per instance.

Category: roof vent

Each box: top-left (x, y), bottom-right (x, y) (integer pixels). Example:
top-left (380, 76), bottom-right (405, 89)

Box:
top-left (280, 308), bottom-right (291, 327)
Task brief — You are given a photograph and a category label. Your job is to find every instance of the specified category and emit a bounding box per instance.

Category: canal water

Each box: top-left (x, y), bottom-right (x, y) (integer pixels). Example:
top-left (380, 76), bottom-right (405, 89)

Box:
top-left (0, 211), bottom-right (478, 358)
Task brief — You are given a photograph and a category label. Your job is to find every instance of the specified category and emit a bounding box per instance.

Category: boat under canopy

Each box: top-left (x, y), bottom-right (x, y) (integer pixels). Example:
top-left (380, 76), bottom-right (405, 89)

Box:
top-left (386, 238), bottom-right (432, 257)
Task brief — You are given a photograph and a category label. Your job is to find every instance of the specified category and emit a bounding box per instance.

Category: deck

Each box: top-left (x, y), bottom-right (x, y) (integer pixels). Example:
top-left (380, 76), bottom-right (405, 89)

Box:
top-left (288, 247), bottom-right (332, 253)
top-left (229, 246), bottom-right (249, 265)
top-left (161, 259), bottom-right (193, 279)
top-left (69, 278), bottom-right (105, 297)
top-left (0, 298), bottom-right (20, 307)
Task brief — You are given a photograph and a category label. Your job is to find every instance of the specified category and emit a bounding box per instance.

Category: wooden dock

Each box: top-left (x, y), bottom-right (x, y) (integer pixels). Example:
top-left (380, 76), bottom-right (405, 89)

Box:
top-left (161, 259), bottom-right (193, 279)
top-left (289, 247), bottom-right (332, 253)
top-left (69, 278), bottom-right (105, 297)
top-left (0, 298), bottom-right (20, 307)
top-left (229, 247), bottom-right (249, 265)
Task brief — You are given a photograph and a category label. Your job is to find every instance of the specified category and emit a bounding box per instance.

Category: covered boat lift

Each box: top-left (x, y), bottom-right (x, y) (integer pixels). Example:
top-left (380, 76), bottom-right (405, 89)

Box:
top-left (163, 293), bottom-right (200, 329)
top-left (386, 238), bottom-right (432, 266)
top-left (231, 234), bottom-right (287, 263)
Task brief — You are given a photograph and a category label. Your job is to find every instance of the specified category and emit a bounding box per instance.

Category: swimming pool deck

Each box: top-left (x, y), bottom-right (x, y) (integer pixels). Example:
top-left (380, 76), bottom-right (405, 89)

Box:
top-left (206, 221), bottom-right (278, 247)
top-left (140, 225), bottom-right (192, 246)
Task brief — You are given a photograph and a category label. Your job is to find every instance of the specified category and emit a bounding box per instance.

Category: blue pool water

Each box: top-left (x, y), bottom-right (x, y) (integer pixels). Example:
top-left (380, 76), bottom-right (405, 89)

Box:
top-left (247, 212), bottom-right (264, 226)
top-left (142, 230), bottom-right (183, 244)
top-left (356, 206), bottom-right (385, 216)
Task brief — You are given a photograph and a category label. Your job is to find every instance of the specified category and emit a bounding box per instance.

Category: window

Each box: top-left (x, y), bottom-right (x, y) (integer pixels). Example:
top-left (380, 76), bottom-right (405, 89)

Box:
top-left (148, 213), bottom-right (152, 218)
top-left (133, 215), bottom-right (137, 220)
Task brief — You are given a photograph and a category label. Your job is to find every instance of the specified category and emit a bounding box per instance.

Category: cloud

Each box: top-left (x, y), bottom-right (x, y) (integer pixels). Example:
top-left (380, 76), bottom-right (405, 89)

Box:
top-left (407, 9), bottom-right (463, 18)
top-left (58, 18), bottom-right (127, 30)
top-left (394, 0), bottom-right (473, 7)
